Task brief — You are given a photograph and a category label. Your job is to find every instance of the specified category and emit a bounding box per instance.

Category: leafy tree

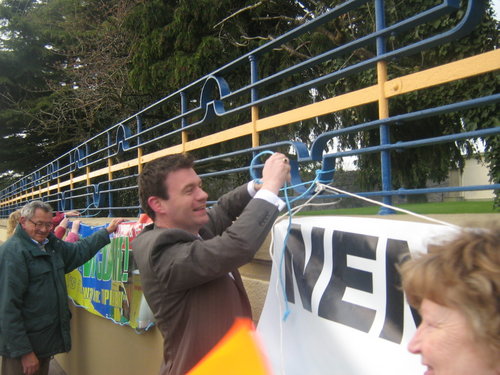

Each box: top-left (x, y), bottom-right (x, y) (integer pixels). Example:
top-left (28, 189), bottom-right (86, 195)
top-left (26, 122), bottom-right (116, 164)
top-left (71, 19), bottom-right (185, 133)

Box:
top-left (0, 0), bottom-right (144, 188)
top-left (30, 0), bottom-right (145, 151)
top-left (0, 0), bottom-right (497, 204)
top-left (0, 0), bottom-right (62, 178)
top-left (230, 1), bottom-right (499, 201)
top-left (352, 1), bottom-right (500, 202)
top-left (123, 0), bottom-right (498, 203)
top-left (124, 0), bottom-right (319, 190)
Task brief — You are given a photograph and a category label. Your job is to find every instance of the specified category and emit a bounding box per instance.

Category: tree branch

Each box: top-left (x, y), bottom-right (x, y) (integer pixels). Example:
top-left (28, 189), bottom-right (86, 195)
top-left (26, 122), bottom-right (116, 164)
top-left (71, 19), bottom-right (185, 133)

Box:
top-left (213, 0), bottom-right (266, 29)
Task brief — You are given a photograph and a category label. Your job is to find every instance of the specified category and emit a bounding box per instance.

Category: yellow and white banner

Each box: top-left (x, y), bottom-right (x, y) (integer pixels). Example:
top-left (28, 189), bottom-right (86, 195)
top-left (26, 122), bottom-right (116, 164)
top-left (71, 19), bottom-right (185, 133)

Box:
top-left (65, 219), bottom-right (155, 331)
top-left (258, 216), bottom-right (455, 375)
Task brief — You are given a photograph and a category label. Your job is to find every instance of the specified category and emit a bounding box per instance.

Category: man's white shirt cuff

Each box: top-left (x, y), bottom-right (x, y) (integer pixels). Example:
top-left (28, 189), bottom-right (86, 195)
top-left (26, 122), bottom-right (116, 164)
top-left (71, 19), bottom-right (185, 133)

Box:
top-left (248, 182), bottom-right (285, 211)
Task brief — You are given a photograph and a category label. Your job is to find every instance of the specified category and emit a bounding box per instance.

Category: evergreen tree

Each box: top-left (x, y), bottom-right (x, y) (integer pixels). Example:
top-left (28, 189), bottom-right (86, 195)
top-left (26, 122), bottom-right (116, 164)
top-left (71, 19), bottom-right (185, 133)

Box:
top-left (124, 0), bottom-right (498, 200)
top-left (0, 0), bottom-right (62, 178)
top-left (0, 0), bottom-right (147, 189)
top-left (0, 0), bottom-right (498, 202)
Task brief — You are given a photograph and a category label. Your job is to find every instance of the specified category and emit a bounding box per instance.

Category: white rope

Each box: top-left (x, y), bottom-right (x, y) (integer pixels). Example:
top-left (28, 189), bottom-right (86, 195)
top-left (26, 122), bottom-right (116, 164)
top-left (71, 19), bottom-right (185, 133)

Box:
top-left (268, 187), bottom-right (330, 375)
top-left (274, 187), bottom-right (338, 225)
top-left (316, 183), bottom-right (460, 228)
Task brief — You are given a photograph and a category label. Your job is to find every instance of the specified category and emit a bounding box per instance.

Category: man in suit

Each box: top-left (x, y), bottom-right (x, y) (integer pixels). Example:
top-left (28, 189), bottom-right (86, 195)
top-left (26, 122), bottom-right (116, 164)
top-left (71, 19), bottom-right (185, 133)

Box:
top-left (133, 152), bottom-right (290, 375)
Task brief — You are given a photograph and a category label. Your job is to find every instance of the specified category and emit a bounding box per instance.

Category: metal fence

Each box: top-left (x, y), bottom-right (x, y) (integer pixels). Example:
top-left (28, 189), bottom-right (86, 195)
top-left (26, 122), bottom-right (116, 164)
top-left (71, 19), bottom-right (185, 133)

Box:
top-left (1, 0), bottom-right (499, 218)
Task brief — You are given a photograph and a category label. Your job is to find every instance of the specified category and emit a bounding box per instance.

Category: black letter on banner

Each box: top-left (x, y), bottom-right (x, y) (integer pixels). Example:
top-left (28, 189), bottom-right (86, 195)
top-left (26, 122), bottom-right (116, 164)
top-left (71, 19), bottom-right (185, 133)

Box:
top-left (285, 224), bottom-right (324, 311)
top-left (379, 239), bottom-right (409, 343)
top-left (379, 240), bottom-right (421, 342)
top-left (318, 231), bottom-right (377, 332)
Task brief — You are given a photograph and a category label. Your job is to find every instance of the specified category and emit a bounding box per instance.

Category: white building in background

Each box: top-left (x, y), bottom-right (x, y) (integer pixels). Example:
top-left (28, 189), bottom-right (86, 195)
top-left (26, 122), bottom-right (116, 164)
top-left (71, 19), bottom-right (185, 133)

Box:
top-left (448, 157), bottom-right (495, 200)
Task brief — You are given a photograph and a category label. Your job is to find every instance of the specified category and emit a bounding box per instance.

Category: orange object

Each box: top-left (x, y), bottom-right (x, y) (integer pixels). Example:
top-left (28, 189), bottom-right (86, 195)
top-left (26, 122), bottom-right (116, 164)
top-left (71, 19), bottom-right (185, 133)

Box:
top-left (137, 213), bottom-right (153, 224)
top-left (187, 318), bottom-right (273, 375)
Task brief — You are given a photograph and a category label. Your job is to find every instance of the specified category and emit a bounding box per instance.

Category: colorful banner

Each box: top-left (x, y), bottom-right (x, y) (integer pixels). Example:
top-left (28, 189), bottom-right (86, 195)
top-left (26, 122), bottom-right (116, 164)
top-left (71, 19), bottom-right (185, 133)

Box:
top-left (65, 219), bottom-right (155, 331)
top-left (258, 216), bottom-right (456, 375)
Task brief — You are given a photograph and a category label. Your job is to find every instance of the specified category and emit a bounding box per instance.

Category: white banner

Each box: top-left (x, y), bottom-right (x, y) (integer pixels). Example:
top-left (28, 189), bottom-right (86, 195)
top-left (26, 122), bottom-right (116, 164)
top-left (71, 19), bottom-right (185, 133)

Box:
top-left (257, 216), bottom-right (456, 375)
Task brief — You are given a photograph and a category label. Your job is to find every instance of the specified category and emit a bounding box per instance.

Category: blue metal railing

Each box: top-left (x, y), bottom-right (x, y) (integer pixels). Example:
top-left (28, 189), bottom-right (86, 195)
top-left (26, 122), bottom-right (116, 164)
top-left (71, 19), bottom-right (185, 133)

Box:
top-left (0, 0), bottom-right (498, 217)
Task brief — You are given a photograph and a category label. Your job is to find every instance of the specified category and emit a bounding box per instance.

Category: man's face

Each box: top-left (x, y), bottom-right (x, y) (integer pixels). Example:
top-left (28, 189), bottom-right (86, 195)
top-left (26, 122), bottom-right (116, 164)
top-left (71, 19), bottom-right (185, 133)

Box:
top-left (157, 168), bottom-right (209, 234)
top-left (20, 208), bottom-right (53, 243)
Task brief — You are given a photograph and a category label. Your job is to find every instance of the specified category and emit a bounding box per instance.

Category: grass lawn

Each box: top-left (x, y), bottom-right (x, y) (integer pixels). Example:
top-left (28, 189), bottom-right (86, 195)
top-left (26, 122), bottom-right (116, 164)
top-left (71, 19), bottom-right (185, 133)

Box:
top-left (297, 200), bottom-right (498, 216)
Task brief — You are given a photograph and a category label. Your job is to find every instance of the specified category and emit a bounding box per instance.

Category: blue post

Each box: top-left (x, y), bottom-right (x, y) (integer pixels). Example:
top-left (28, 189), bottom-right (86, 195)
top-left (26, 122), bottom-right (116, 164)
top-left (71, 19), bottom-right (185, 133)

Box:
top-left (249, 54), bottom-right (259, 103)
top-left (376, 0), bottom-right (394, 214)
top-left (249, 54), bottom-right (261, 161)
top-left (136, 115), bottom-right (143, 217)
top-left (84, 144), bottom-right (91, 215)
top-left (106, 132), bottom-right (113, 217)
top-left (180, 92), bottom-right (188, 127)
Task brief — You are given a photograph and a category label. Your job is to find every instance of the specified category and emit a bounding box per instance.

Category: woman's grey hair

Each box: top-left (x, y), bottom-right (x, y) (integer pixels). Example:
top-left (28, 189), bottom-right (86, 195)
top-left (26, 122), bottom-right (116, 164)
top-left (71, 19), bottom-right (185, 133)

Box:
top-left (20, 200), bottom-right (53, 219)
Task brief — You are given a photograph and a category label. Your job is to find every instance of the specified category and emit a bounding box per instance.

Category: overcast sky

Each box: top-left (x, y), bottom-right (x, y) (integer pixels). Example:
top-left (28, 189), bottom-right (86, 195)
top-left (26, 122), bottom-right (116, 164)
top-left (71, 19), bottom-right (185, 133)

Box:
top-left (494, 0), bottom-right (500, 18)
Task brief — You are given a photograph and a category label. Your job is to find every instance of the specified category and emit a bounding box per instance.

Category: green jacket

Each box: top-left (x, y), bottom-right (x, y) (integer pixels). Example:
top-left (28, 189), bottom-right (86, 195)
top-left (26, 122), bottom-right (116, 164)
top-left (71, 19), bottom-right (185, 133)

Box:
top-left (0, 224), bottom-right (110, 359)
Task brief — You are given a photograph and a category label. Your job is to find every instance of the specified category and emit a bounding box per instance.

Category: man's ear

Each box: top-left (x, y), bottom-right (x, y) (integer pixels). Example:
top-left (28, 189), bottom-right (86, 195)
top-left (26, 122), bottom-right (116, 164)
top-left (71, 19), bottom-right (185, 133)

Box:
top-left (147, 196), bottom-right (167, 215)
top-left (19, 216), bottom-right (27, 228)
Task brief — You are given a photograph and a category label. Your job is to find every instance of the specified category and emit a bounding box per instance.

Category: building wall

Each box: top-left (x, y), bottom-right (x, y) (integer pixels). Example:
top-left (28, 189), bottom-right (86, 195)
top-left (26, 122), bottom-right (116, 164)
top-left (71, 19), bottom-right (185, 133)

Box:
top-left (461, 158), bottom-right (494, 200)
top-left (55, 304), bottom-right (164, 375)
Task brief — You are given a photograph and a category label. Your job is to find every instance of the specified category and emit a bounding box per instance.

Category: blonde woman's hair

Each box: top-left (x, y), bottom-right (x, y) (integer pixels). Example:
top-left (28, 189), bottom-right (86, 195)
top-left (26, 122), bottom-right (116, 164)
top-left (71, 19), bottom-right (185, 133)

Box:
top-left (6, 210), bottom-right (21, 237)
top-left (400, 226), bottom-right (500, 359)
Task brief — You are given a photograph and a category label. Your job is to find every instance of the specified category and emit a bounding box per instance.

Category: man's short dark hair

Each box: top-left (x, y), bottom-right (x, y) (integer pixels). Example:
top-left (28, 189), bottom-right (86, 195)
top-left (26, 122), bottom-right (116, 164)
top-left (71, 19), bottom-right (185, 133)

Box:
top-left (138, 153), bottom-right (195, 220)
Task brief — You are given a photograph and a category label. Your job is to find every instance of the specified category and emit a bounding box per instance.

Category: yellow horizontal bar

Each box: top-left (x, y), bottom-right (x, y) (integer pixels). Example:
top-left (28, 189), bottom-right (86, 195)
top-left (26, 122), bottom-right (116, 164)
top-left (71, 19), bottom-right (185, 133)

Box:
top-left (385, 49), bottom-right (500, 97)
top-left (185, 123), bottom-right (254, 150)
top-left (257, 86), bottom-right (379, 132)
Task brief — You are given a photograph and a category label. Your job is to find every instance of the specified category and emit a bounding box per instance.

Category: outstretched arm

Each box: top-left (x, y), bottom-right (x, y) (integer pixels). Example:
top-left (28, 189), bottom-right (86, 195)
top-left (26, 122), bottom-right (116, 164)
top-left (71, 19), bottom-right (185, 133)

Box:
top-left (106, 218), bottom-right (125, 234)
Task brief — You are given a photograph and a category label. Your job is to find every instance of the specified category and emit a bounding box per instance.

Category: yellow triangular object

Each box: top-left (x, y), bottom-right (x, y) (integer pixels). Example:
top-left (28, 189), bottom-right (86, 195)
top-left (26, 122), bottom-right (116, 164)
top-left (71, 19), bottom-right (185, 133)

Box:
top-left (187, 318), bottom-right (273, 375)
